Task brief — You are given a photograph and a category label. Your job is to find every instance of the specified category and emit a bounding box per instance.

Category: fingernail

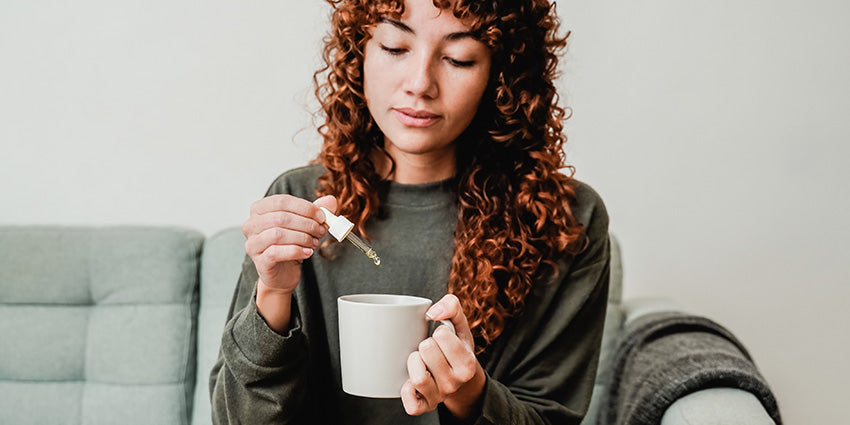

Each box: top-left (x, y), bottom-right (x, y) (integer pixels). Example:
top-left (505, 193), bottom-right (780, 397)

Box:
top-left (426, 304), bottom-right (444, 320)
top-left (317, 211), bottom-right (327, 223)
top-left (303, 248), bottom-right (313, 256)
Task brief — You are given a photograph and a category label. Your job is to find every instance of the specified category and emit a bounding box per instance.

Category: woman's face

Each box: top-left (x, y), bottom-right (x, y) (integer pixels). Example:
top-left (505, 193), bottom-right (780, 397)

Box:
top-left (363, 0), bottom-right (491, 182)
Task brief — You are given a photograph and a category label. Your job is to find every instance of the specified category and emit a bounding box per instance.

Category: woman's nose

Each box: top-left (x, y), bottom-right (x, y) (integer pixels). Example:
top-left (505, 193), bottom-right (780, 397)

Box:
top-left (403, 54), bottom-right (439, 99)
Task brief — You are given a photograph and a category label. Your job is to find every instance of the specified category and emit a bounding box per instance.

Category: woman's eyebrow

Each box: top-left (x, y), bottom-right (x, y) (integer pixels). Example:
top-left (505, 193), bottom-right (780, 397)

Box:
top-left (380, 17), bottom-right (476, 41)
top-left (382, 17), bottom-right (415, 34)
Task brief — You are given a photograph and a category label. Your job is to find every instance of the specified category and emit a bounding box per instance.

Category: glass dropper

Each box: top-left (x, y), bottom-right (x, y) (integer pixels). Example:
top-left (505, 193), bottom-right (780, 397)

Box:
top-left (319, 207), bottom-right (381, 266)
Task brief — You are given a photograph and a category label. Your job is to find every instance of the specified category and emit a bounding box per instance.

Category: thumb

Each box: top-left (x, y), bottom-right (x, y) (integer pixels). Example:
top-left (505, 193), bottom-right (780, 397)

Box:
top-left (313, 195), bottom-right (339, 221)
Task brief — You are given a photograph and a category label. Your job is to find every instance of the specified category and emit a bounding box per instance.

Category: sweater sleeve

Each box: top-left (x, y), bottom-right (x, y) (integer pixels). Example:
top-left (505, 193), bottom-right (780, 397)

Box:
top-left (209, 169), bottom-right (320, 425)
top-left (453, 184), bottom-right (611, 425)
top-left (208, 257), bottom-right (313, 425)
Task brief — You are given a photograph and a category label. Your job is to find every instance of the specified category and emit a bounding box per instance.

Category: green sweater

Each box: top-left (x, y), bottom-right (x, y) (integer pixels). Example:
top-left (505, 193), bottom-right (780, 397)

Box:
top-left (210, 164), bottom-right (610, 425)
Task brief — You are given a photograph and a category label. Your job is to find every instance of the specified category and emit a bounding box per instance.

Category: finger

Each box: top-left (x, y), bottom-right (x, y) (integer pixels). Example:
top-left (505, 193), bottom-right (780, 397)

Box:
top-left (404, 352), bottom-right (439, 414)
top-left (245, 211), bottom-right (327, 239)
top-left (245, 227), bottom-right (319, 257)
top-left (256, 244), bottom-right (314, 266)
top-left (250, 194), bottom-right (326, 222)
top-left (407, 352), bottom-right (440, 404)
top-left (417, 336), bottom-right (458, 395)
top-left (426, 294), bottom-right (474, 347)
top-left (313, 195), bottom-right (338, 217)
top-left (400, 380), bottom-right (430, 416)
top-left (432, 326), bottom-right (479, 385)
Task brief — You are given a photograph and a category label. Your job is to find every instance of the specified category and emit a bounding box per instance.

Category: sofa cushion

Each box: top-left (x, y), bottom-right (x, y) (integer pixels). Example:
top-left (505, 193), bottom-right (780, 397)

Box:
top-left (0, 226), bottom-right (203, 425)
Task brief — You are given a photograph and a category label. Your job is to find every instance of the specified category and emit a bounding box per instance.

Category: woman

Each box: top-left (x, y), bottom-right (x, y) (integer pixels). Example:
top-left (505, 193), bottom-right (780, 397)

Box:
top-left (210, 0), bottom-right (610, 423)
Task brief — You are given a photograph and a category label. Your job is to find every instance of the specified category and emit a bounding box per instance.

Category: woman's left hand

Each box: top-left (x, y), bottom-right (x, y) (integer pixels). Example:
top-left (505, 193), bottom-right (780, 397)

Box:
top-left (401, 294), bottom-right (487, 418)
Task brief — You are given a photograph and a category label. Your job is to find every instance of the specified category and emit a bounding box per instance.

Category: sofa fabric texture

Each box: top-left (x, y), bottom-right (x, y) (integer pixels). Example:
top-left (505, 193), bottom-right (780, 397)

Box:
top-left (0, 226), bottom-right (204, 425)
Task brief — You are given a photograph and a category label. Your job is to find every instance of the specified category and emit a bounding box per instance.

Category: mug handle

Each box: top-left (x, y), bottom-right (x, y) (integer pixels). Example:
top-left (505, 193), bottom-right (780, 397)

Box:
top-left (432, 319), bottom-right (455, 335)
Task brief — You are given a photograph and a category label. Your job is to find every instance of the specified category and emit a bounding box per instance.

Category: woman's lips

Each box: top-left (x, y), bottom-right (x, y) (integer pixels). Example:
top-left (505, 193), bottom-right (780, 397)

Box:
top-left (393, 108), bottom-right (441, 128)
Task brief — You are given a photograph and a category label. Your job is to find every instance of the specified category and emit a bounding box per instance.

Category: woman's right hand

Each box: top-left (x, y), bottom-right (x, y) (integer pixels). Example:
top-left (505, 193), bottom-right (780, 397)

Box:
top-left (242, 194), bottom-right (337, 331)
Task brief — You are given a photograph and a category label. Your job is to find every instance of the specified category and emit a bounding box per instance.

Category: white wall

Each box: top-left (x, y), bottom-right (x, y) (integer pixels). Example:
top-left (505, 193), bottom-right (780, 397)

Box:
top-left (1, 1), bottom-right (326, 233)
top-left (1, 1), bottom-right (847, 423)
top-left (560, 2), bottom-right (849, 424)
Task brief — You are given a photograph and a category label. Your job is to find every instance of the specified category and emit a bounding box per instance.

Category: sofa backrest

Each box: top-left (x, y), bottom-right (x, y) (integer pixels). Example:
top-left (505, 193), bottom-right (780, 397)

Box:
top-left (580, 233), bottom-right (625, 425)
top-left (0, 226), bottom-right (204, 425)
top-left (191, 228), bottom-right (246, 425)
top-left (0, 226), bottom-right (623, 424)
top-left (600, 234), bottom-right (624, 369)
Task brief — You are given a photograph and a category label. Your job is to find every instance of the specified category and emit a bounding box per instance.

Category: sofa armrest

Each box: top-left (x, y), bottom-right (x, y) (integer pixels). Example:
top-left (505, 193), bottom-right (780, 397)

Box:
top-left (661, 388), bottom-right (777, 425)
top-left (616, 298), bottom-right (779, 425)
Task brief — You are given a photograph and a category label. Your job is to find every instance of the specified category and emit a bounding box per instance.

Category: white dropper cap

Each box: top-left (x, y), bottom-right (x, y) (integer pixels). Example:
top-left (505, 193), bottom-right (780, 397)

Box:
top-left (319, 207), bottom-right (354, 242)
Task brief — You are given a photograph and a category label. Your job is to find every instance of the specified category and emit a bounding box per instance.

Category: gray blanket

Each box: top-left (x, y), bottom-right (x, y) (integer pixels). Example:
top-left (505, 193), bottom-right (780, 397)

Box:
top-left (597, 311), bottom-right (782, 425)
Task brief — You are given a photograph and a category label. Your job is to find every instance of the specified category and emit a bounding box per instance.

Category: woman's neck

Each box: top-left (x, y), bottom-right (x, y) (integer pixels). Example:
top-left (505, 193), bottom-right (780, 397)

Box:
top-left (373, 144), bottom-right (457, 184)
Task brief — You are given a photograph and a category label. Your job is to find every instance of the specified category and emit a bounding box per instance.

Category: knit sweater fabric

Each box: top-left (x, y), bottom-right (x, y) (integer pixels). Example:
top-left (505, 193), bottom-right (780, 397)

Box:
top-left (210, 163), bottom-right (610, 425)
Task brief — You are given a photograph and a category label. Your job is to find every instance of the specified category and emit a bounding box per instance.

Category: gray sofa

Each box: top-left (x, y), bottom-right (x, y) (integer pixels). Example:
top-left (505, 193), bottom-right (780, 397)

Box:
top-left (0, 226), bottom-right (777, 424)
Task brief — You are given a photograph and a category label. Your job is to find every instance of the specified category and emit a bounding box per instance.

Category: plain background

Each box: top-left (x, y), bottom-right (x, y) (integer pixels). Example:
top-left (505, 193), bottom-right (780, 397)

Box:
top-left (2, 1), bottom-right (847, 423)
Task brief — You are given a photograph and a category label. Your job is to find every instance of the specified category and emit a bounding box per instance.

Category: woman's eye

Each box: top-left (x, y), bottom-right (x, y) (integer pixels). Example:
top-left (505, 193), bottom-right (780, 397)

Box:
top-left (380, 44), bottom-right (406, 56)
top-left (446, 57), bottom-right (475, 68)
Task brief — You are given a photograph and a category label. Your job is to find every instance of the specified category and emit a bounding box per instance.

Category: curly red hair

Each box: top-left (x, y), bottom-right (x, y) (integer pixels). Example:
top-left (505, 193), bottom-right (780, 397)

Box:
top-left (313, 0), bottom-right (587, 350)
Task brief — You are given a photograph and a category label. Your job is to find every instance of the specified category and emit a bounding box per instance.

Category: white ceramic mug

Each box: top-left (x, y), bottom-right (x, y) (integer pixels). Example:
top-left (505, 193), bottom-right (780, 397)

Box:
top-left (337, 294), bottom-right (454, 398)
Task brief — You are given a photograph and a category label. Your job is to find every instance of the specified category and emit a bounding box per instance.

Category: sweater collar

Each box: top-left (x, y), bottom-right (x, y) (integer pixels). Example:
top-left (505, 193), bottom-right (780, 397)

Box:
top-left (380, 176), bottom-right (457, 208)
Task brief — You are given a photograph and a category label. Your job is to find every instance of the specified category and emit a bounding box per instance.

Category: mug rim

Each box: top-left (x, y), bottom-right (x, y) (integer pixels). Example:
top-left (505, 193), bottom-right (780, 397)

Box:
top-left (338, 293), bottom-right (431, 307)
